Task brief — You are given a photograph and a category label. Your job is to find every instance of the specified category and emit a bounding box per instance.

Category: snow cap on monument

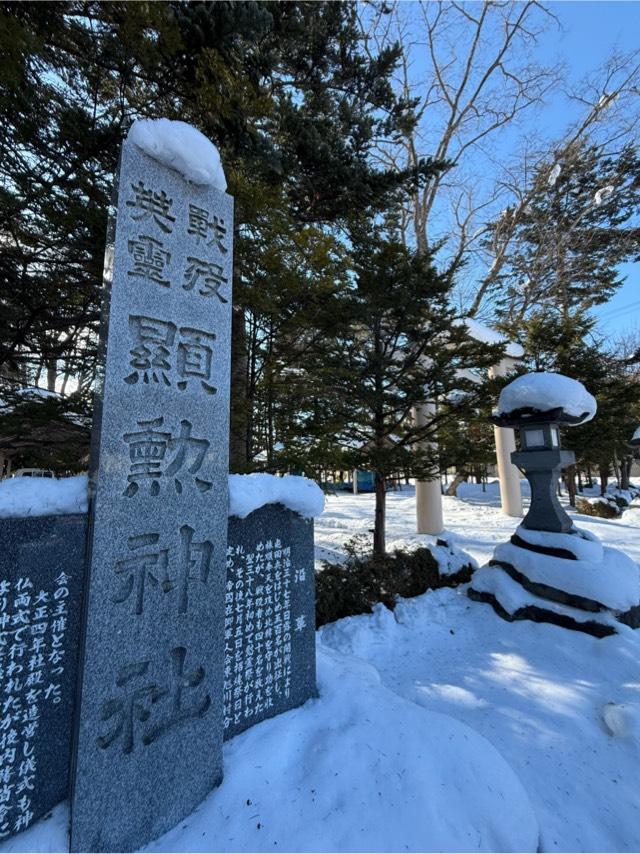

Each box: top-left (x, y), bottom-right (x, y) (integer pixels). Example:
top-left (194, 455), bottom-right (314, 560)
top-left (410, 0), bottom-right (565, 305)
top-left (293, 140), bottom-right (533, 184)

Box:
top-left (497, 372), bottom-right (596, 425)
top-left (128, 118), bottom-right (227, 190)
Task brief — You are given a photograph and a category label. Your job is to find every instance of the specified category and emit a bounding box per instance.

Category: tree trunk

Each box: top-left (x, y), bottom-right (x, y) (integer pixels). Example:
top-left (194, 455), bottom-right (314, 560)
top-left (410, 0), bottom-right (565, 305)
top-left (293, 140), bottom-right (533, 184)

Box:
top-left (446, 470), bottom-right (468, 497)
top-left (46, 358), bottom-right (57, 393)
top-left (621, 456), bottom-right (632, 490)
top-left (373, 471), bottom-right (386, 557)
top-left (599, 463), bottom-right (609, 496)
top-left (565, 464), bottom-right (577, 507)
top-left (586, 465), bottom-right (593, 488)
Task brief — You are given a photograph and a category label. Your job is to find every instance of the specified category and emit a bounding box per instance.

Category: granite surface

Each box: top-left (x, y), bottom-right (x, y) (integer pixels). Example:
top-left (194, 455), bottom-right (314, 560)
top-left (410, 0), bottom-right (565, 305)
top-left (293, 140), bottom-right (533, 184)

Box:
top-left (70, 134), bottom-right (233, 852)
top-left (0, 514), bottom-right (86, 841)
top-left (225, 505), bottom-right (316, 740)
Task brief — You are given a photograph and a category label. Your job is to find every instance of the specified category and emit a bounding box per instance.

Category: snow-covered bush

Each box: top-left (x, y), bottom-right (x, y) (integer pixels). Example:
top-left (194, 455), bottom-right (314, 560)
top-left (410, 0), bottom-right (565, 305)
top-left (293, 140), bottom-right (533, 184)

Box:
top-left (575, 495), bottom-right (622, 519)
top-left (316, 543), bottom-right (474, 627)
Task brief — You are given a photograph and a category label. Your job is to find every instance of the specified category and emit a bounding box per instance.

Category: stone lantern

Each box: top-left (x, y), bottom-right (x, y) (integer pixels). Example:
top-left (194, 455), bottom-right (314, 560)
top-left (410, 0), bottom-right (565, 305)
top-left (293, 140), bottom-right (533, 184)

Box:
top-left (469, 373), bottom-right (640, 637)
top-left (491, 372), bottom-right (597, 535)
top-left (630, 426), bottom-right (640, 460)
top-left (493, 406), bottom-right (576, 533)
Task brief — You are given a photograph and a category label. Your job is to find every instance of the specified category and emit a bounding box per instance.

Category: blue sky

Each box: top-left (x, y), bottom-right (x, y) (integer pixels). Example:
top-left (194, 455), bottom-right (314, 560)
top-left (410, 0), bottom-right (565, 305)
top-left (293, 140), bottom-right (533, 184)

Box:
top-left (548, 2), bottom-right (639, 339)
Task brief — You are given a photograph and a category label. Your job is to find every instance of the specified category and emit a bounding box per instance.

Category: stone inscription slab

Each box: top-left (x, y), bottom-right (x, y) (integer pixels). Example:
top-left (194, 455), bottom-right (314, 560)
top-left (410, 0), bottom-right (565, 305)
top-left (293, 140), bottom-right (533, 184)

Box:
top-left (0, 514), bottom-right (86, 841)
top-left (225, 505), bottom-right (316, 740)
top-left (70, 135), bottom-right (233, 852)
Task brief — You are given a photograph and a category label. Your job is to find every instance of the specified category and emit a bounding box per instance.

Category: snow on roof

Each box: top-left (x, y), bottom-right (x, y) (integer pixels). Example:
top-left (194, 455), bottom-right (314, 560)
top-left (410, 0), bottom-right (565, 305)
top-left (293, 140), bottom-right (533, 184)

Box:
top-left (497, 372), bottom-right (597, 424)
top-left (0, 472), bottom-right (324, 520)
top-left (128, 118), bottom-right (227, 190)
top-left (457, 317), bottom-right (524, 359)
top-left (631, 426), bottom-right (640, 443)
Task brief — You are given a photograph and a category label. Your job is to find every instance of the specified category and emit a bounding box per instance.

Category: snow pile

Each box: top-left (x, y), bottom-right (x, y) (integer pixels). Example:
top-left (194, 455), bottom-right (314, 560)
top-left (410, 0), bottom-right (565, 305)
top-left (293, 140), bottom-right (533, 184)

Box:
top-left (5, 645), bottom-right (539, 854)
top-left (602, 702), bottom-right (640, 743)
top-left (228, 473), bottom-right (324, 519)
top-left (456, 317), bottom-right (524, 359)
top-left (0, 474), bottom-right (88, 518)
top-left (497, 372), bottom-right (597, 423)
top-left (631, 425), bottom-right (640, 443)
top-left (0, 473), bottom-right (324, 520)
top-left (128, 119), bottom-right (227, 190)
top-left (432, 538), bottom-right (478, 577)
top-left (319, 585), bottom-right (640, 852)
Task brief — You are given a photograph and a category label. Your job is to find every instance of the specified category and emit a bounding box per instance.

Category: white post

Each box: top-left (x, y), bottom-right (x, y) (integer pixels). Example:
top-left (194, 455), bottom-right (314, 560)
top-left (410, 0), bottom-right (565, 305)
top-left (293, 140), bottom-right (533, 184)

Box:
top-left (413, 401), bottom-right (444, 534)
top-left (352, 469), bottom-right (358, 495)
top-left (489, 358), bottom-right (523, 517)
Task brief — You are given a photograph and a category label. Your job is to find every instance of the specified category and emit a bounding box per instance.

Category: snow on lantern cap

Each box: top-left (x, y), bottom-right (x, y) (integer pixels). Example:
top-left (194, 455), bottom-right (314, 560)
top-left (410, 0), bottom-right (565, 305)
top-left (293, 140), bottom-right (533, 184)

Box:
top-left (630, 426), bottom-right (640, 447)
top-left (492, 372), bottom-right (597, 428)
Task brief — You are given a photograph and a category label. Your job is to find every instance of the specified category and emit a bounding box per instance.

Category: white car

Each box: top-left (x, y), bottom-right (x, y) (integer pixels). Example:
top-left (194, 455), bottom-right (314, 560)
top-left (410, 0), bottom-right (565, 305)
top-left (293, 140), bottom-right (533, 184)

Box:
top-left (11, 468), bottom-right (55, 479)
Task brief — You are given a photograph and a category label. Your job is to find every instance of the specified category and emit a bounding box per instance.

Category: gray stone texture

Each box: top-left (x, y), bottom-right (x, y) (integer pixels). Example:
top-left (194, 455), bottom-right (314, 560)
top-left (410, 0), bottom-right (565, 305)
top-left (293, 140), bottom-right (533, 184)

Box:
top-left (0, 514), bottom-right (86, 841)
top-left (511, 448), bottom-right (575, 533)
top-left (0, 500), bottom-right (317, 843)
top-left (225, 505), bottom-right (316, 740)
top-left (70, 136), bottom-right (233, 852)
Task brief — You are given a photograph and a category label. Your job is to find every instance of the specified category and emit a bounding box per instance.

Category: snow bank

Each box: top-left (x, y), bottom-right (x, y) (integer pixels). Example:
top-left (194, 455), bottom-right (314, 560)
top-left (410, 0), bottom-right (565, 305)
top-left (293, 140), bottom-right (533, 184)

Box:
top-left (128, 118), bottom-right (227, 190)
top-left (602, 702), bottom-right (640, 743)
top-left (0, 474), bottom-right (88, 518)
top-left (0, 473), bottom-right (324, 520)
top-left (3, 644), bottom-right (538, 854)
top-left (497, 372), bottom-right (597, 423)
top-left (456, 317), bottom-right (524, 359)
top-left (492, 541), bottom-right (640, 611)
top-left (228, 473), bottom-right (324, 519)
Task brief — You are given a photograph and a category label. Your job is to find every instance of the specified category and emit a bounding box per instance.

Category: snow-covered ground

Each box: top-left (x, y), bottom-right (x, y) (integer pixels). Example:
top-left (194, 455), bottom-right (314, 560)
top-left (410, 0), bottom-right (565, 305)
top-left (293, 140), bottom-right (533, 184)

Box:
top-left (4, 481), bottom-right (640, 852)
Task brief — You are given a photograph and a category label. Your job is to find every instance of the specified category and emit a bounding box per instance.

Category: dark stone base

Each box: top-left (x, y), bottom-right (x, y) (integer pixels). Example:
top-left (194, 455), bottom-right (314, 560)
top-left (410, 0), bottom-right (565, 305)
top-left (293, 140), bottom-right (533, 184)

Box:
top-left (467, 587), bottom-right (616, 639)
top-left (510, 532), bottom-right (578, 561)
top-left (489, 558), bottom-right (604, 613)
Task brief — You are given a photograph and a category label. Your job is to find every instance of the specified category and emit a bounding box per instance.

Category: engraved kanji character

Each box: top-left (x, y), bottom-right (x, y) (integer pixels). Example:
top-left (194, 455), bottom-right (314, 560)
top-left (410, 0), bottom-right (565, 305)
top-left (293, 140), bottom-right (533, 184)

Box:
top-left (294, 568), bottom-right (306, 583)
top-left (294, 614), bottom-right (307, 632)
top-left (183, 257), bottom-right (228, 303)
top-left (177, 327), bottom-right (217, 395)
top-left (164, 419), bottom-right (212, 493)
top-left (176, 525), bottom-right (213, 615)
top-left (15, 579), bottom-right (32, 592)
top-left (96, 660), bottom-right (161, 755)
top-left (13, 592), bottom-right (30, 609)
top-left (187, 205), bottom-right (228, 254)
top-left (127, 235), bottom-right (171, 286)
top-left (125, 314), bottom-right (177, 386)
top-left (143, 646), bottom-right (210, 745)
top-left (112, 533), bottom-right (171, 615)
top-left (126, 181), bottom-right (175, 233)
top-left (122, 417), bottom-right (171, 496)
top-left (98, 648), bottom-right (209, 753)
top-left (13, 810), bottom-right (34, 833)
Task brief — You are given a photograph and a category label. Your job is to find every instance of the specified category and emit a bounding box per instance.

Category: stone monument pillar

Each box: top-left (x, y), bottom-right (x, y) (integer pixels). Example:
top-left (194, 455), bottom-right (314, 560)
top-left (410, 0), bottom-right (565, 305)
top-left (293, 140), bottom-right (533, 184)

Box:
top-left (70, 125), bottom-right (233, 852)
